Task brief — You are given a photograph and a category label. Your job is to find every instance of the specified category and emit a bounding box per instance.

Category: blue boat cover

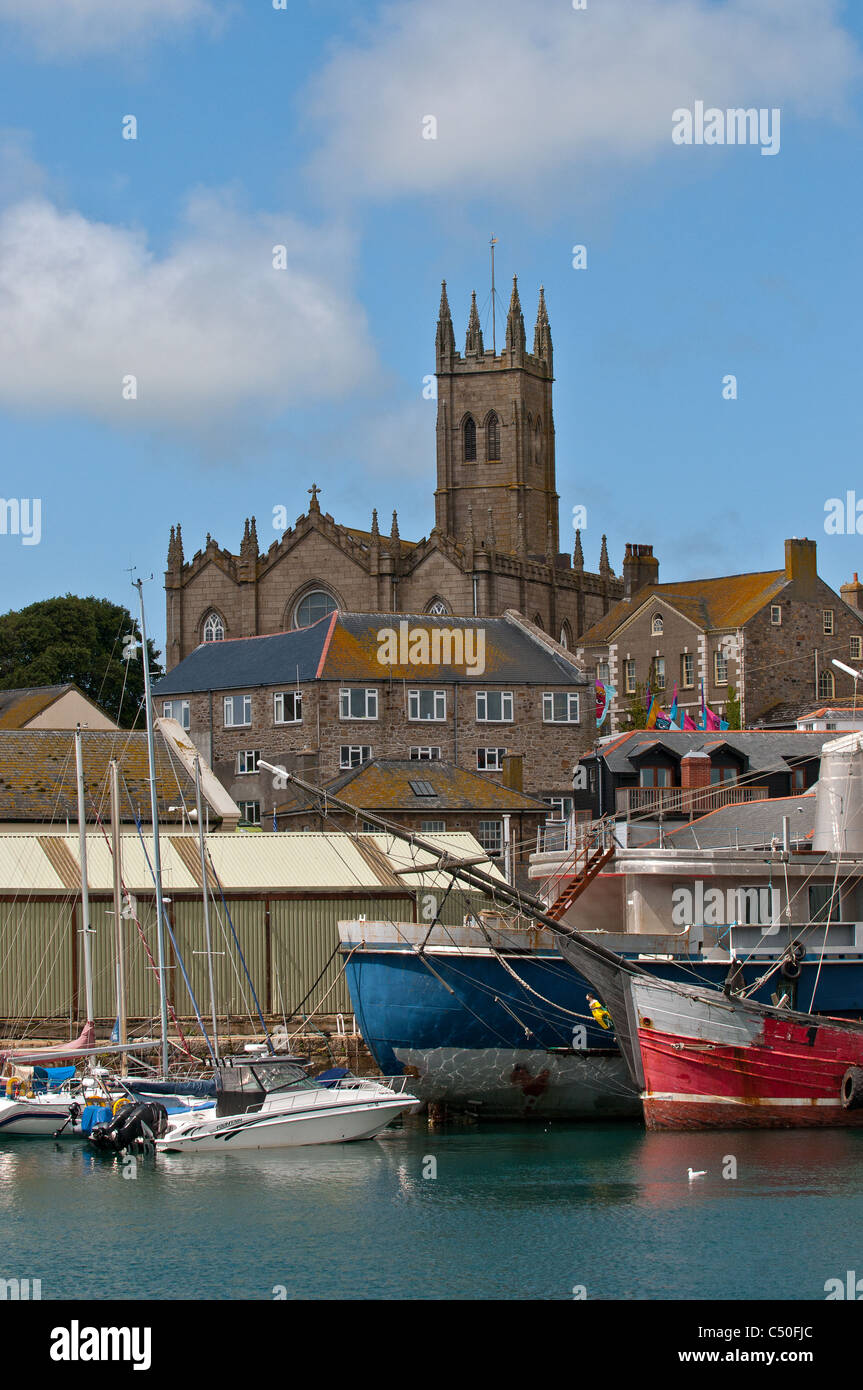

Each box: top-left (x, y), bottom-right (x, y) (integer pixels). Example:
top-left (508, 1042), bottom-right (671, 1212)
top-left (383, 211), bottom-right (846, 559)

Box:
top-left (128, 1078), bottom-right (217, 1098)
top-left (314, 1067), bottom-right (350, 1088)
top-left (31, 1065), bottom-right (77, 1094)
top-left (81, 1104), bottom-right (113, 1134)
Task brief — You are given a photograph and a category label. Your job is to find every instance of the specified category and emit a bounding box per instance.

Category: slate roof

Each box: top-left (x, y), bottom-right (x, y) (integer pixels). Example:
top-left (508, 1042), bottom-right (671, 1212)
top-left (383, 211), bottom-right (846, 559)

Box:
top-left (0, 729), bottom-right (212, 825)
top-left (0, 685), bottom-right (75, 729)
top-left (579, 569), bottom-right (787, 645)
top-left (589, 728), bottom-right (833, 776)
top-left (320, 759), bottom-right (550, 813)
top-left (646, 792), bottom-right (816, 850)
top-left (155, 612), bottom-right (588, 695)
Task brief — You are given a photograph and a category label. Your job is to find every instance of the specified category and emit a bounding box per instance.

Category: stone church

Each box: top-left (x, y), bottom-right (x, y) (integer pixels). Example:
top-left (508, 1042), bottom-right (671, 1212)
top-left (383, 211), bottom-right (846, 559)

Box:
top-left (164, 277), bottom-right (657, 671)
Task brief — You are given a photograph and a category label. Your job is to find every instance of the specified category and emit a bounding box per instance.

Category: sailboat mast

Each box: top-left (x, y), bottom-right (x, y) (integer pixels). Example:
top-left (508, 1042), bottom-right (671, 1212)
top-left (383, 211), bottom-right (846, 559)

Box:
top-left (109, 758), bottom-right (128, 1046)
top-left (74, 726), bottom-right (95, 1024)
top-left (195, 755), bottom-right (219, 1057)
top-left (135, 579), bottom-right (170, 1076)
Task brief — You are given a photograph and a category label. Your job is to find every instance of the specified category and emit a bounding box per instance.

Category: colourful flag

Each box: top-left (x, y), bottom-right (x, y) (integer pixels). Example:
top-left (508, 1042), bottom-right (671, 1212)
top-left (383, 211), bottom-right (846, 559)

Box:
top-left (595, 680), bottom-right (616, 728)
top-left (704, 707), bottom-right (721, 731)
top-left (272, 806), bottom-right (278, 832)
top-left (683, 712), bottom-right (697, 730)
top-left (645, 692), bottom-right (660, 729)
top-left (669, 682), bottom-right (680, 729)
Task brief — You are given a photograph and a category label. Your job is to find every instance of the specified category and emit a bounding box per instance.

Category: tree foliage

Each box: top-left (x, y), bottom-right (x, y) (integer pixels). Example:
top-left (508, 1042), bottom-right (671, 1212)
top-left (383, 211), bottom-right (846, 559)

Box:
top-left (0, 594), bottom-right (161, 729)
top-left (624, 680), bottom-right (649, 730)
top-left (725, 684), bottom-right (742, 730)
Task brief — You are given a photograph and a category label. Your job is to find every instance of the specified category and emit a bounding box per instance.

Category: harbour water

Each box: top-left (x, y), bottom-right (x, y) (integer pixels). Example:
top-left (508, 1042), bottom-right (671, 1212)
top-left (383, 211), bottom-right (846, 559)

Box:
top-left (3, 1118), bottom-right (862, 1301)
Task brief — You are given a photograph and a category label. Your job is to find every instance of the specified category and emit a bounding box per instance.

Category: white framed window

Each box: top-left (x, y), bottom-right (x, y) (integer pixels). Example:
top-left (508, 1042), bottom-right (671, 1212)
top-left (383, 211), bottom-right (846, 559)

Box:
top-left (407, 689), bottom-right (447, 721)
top-left (274, 691), bottom-right (302, 724)
top-left (477, 820), bottom-right (503, 857)
top-left (476, 690), bottom-right (513, 722)
top-left (203, 612), bottom-right (224, 643)
top-left (361, 821), bottom-right (377, 833)
top-left (239, 800), bottom-right (260, 825)
top-left (421, 820), bottom-right (446, 834)
top-left (651, 614), bottom-right (663, 636)
top-left (819, 670), bottom-right (835, 700)
top-left (339, 688), bottom-right (378, 720)
top-left (477, 747), bottom-right (507, 771)
top-left (823, 609), bottom-right (834, 635)
top-left (410, 747), bottom-right (441, 761)
top-left (714, 649), bottom-right (728, 685)
top-left (851, 636), bottom-right (863, 662)
top-left (770, 605), bottom-right (782, 626)
top-left (546, 796), bottom-right (575, 821)
top-left (624, 659), bottom-right (636, 694)
top-left (542, 692), bottom-right (580, 723)
top-left (652, 658), bottom-right (666, 691)
top-left (236, 750), bottom-right (261, 775)
top-left (224, 694), bottom-right (252, 727)
top-left (340, 745), bottom-right (372, 769)
top-left (596, 660), bottom-right (610, 684)
top-left (162, 699), bottom-right (190, 729)
top-left (681, 653), bottom-right (694, 689)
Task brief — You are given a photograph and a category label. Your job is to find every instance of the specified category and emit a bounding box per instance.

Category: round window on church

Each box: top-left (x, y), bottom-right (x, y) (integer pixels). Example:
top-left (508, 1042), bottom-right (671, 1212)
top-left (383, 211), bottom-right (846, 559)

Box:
top-left (294, 590), bottom-right (338, 628)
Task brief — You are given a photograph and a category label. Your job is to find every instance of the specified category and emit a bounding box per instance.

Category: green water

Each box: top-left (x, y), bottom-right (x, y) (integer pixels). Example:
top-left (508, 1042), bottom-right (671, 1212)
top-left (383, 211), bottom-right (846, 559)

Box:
top-left (2, 1119), bottom-right (861, 1300)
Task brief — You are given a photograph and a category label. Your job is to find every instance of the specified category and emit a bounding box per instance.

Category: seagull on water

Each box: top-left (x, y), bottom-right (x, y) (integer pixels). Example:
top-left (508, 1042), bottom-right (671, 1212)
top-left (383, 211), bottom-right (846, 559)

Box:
top-left (688, 1167), bottom-right (707, 1180)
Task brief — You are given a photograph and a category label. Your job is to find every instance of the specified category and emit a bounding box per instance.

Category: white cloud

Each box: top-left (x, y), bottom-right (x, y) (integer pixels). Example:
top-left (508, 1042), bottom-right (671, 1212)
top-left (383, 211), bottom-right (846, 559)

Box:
top-left (306, 0), bottom-right (861, 199)
top-left (0, 191), bottom-right (377, 426)
top-left (0, 0), bottom-right (219, 57)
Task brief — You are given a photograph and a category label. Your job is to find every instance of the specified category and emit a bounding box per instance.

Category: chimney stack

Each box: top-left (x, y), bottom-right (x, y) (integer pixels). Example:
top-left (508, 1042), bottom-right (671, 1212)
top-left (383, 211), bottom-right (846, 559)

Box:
top-left (622, 543), bottom-right (659, 599)
top-left (501, 753), bottom-right (524, 793)
top-left (842, 572), bottom-right (863, 612)
top-left (784, 537), bottom-right (817, 596)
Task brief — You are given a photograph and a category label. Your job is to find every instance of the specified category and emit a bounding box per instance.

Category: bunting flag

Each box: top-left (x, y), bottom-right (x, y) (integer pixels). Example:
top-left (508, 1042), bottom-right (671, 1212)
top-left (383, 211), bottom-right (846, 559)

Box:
top-left (595, 680), bottom-right (617, 728)
top-left (682, 712), bottom-right (697, 730)
top-left (669, 682), bottom-right (680, 729)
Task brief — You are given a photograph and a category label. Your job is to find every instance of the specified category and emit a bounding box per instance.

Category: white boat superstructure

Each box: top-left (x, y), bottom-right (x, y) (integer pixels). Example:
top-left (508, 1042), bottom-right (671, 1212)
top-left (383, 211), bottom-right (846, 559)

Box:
top-left (157, 1057), bottom-right (419, 1153)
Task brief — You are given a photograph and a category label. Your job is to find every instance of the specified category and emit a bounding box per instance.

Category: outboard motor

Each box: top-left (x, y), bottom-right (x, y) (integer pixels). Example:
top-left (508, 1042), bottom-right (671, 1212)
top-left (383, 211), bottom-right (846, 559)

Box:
top-left (88, 1101), bottom-right (168, 1152)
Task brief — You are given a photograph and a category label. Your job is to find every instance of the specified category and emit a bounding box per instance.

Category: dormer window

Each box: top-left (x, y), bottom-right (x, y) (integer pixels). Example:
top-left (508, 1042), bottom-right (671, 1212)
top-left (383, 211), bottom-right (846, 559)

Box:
top-left (651, 614), bottom-right (663, 636)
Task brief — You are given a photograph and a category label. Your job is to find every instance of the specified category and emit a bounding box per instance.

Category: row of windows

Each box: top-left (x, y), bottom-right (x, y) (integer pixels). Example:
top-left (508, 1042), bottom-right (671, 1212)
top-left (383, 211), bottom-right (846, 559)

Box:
top-left (233, 746), bottom-right (520, 773)
top-left (620, 652), bottom-right (714, 694)
top-left (650, 607), bottom-right (851, 639)
top-left (639, 764), bottom-right (809, 790)
top-left (201, 689), bottom-right (581, 728)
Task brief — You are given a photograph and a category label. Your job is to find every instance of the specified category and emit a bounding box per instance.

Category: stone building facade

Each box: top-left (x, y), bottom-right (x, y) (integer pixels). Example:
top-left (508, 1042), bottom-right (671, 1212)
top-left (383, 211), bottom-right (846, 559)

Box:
top-left (578, 538), bottom-right (863, 729)
top-left (164, 279), bottom-right (658, 670)
top-left (154, 612), bottom-right (595, 820)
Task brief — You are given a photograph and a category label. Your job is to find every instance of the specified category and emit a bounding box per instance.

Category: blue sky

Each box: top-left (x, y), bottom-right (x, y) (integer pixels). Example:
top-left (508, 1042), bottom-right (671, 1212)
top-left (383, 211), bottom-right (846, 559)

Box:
top-left (0, 0), bottom-right (862, 658)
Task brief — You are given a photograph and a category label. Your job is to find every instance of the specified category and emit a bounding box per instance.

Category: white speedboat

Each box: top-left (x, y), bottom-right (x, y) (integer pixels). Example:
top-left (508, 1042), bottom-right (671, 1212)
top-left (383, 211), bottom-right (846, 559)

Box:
top-left (156, 1056), bottom-right (419, 1153)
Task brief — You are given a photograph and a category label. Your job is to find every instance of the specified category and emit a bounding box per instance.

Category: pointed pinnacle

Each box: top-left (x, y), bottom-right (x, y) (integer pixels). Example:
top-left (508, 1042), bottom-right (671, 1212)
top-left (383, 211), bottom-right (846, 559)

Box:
top-left (465, 289), bottom-right (484, 355)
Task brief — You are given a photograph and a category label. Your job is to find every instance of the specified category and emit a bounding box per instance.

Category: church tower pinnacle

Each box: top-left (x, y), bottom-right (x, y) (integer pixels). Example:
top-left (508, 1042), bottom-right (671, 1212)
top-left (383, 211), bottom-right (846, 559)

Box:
top-left (434, 274), bottom-right (559, 558)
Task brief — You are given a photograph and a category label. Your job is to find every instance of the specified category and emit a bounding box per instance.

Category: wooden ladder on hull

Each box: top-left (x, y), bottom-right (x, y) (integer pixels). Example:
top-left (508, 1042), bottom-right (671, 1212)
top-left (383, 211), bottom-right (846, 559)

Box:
top-left (544, 833), bottom-right (615, 923)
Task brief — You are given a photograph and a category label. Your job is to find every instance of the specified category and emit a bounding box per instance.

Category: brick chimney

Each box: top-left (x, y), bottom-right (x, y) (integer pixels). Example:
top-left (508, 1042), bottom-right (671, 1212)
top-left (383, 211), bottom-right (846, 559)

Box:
top-left (842, 572), bottom-right (863, 612)
top-left (784, 537), bottom-right (817, 596)
top-left (680, 750), bottom-right (711, 790)
top-left (623, 543), bottom-right (659, 599)
top-left (501, 753), bottom-right (524, 793)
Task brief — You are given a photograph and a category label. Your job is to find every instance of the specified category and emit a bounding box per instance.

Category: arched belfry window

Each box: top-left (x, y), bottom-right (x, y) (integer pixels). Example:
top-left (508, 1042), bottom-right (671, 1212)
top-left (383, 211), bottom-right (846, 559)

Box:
top-left (534, 419), bottom-right (543, 469)
top-left (203, 612), bottom-right (224, 643)
top-left (463, 416), bottom-right (477, 463)
top-left (486, 413), bottom-right (500, 462)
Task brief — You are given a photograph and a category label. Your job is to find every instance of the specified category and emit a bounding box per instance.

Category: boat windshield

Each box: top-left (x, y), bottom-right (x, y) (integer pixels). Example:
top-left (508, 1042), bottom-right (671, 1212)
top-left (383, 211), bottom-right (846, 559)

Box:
top-left (250, 1062), bottom-right (311, 1093)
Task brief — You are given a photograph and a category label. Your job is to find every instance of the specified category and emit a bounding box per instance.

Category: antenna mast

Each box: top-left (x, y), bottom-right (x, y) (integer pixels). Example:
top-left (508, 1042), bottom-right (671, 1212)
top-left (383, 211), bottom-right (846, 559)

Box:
top-left (490, 235), bottom-right (498, 353)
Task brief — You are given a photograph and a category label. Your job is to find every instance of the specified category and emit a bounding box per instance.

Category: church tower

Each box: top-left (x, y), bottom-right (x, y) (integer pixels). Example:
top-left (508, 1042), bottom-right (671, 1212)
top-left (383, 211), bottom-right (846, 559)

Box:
top-left (434, 277), bottom-right (559, 557)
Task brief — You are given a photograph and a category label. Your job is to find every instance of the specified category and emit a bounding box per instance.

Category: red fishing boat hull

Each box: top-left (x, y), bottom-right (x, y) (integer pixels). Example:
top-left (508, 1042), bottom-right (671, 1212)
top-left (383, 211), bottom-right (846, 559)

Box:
top-left (630, 976), bottom-right (863, 1131)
